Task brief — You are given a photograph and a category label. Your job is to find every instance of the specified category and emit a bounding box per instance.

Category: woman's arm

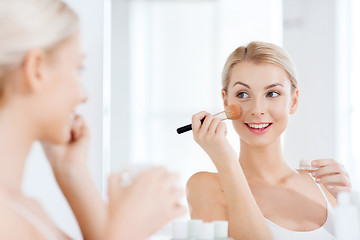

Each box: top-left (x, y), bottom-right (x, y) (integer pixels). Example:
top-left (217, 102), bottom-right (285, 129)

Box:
top-left (188, 112), bottom-right (274, 240)
top-left (42, 115), bottom-right (106, 240)
top-left (51, 163), bottom-right (107, 240)
top-left (186, 172), bottom-right (228, 221)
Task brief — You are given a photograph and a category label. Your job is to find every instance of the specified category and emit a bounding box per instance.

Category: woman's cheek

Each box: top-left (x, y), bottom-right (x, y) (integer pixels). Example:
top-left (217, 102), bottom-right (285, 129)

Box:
top-left (269, 101), bottom-right (290, 135)
top-left (269, 100), bottom-right (289, 120)
top-left (231, 118), bottom-right (246, 137)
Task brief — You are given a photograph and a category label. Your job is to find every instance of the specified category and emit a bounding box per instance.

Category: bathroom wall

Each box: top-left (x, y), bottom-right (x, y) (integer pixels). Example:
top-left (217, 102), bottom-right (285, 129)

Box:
top-left (282, 0), bottom-right (355, 187)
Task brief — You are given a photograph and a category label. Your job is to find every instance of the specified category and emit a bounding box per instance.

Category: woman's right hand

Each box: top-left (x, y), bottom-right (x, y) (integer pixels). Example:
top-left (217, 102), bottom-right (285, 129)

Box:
top-left (192, 112), bottom-right (237, 167)
top-left (106, 167), bottom-right (186, 240)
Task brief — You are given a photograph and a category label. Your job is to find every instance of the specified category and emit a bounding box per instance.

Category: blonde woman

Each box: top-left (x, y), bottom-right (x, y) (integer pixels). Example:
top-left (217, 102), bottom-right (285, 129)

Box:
top-left (186, 42), bottom-right (351, 240)
top-left (0, 0), bottom-right (185, 239)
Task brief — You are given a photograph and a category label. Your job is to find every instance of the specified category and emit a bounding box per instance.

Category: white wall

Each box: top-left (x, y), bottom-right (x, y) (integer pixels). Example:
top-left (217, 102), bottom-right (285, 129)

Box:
top-left (283, 0), bottom-right (336, 167)
top-left (22, 0), bottom-right (104, 239)
top-left (282, 0), bottom-right (353, 175)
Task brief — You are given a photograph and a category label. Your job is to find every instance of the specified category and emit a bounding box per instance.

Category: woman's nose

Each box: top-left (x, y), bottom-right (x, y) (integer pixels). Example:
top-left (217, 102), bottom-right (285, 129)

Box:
top-left (250, 98), bottom-right (265, 116)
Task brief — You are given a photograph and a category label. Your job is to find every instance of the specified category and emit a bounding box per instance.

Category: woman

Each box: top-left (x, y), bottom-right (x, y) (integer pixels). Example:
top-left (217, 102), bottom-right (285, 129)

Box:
top-left (0, 0), bottom-right (185, 239)
top-left (186, 41), bottom-right (351, 240)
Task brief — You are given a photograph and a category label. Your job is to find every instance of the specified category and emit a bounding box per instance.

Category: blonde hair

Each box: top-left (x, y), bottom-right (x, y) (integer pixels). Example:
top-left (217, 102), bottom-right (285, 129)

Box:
top-left (222, 41), bottom-right (298, 91)
top-left (0, 0), bottom-right (79, 100)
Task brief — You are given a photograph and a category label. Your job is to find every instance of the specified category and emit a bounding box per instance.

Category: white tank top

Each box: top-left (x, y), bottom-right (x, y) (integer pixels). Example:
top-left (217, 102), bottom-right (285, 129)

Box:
top-left (265, 180), bottom-right (336, 240)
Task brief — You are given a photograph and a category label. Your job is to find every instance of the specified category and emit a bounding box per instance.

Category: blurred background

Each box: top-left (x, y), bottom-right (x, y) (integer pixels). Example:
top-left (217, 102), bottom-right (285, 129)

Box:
top-left (22, 0), bottom-right (359, 239)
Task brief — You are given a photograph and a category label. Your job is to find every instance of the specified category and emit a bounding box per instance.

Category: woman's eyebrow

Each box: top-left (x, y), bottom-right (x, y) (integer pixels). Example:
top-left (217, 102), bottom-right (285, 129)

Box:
top-left (265, 83), bottom-right (284, 90)
top-left (233, 82), bottom-right (284, 90)
top-left (233, 81), bottom-right (251, 89)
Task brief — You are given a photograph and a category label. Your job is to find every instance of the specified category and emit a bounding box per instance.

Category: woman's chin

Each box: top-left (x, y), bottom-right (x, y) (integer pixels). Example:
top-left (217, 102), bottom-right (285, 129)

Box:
top-left (241, 137), bottom-right (275, 148)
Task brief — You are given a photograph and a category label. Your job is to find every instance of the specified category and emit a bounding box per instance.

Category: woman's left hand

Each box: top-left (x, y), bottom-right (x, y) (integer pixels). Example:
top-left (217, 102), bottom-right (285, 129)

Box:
top-left (311, 159), bottom-right (351, 198)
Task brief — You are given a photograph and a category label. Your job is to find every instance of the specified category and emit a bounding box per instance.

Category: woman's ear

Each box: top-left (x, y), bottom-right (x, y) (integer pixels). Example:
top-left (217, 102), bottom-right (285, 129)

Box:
top-left (222, 89), bottom-right (228, 108)
top-left (290, 88), bottom-right (299, 114)
top-left (21, 50), bottom-right (48, 93)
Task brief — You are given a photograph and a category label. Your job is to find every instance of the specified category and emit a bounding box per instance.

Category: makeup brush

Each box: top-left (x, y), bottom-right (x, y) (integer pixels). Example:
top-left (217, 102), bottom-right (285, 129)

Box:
top-left (177, 104), bottom-right (241, 134)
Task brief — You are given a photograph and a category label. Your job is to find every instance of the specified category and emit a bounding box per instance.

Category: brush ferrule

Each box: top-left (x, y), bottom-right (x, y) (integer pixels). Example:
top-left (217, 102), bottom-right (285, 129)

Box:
top-left (214, 111), bottom-right (227, 120)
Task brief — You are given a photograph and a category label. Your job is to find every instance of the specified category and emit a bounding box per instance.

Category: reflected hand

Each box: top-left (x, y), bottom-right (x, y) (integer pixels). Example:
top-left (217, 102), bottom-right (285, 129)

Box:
top-left (106, 167), bottom-right (187, 240)
top-left (311, 159), bottom-right (351, 198)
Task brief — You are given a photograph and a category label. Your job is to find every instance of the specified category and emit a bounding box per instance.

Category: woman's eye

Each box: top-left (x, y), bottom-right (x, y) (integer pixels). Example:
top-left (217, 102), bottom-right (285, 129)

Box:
top-left (267, 91), bottom-right (280, 98)
top-left (237, 92), bottom-right (249, 99)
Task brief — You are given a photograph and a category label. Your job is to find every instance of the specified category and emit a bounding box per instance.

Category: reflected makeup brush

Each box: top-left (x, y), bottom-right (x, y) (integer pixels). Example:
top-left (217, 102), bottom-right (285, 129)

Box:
top-left (177, 104), bottom-right (241, 134)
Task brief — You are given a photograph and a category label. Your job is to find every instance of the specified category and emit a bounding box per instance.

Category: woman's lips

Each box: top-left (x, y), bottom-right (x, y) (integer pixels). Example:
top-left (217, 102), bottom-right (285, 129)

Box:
top-left (245, 123), bottom-right (272, 134)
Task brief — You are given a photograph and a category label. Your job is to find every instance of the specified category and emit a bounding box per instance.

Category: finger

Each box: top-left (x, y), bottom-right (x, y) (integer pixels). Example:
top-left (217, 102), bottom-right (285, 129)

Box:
top-left (208, 117), bottom-right (221, 135)
top-left (71, 115), bottom-right (80, 140)
top-left (170, 188), bottom-right (185, 202)
top-left (140, 166), bottom-right (168, 182)
top-left (216, 121), bottom-right (227, 135)
top-left (311, 159), bottom-right (336, 168)
top-left (72, 115), bottom-right (87, 140)
top-left (312, 164), bottom-right (346, 178)
top-left (327, 185), bottom-right (352, 193)
top-left (315, 174), bottom-right (350, 186)
top-left (198, 115), bottom-right (214, 136)
top-left (78, 116), bottom-right (90, 139)
top-left (160, 172), bottom-right (180, 191)
top-left (191, 112), bottom-right (210, 133)
top-left (170, 204), bottom-right (187, 219)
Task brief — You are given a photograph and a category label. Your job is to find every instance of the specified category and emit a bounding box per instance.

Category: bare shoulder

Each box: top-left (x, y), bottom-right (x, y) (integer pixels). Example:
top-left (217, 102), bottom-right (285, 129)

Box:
top-left (186, 171), bottom-right (224, 198)
top-left (297, 170), bottom-right (337, 207)
top-left (187, 171), bottom-right (221, 189)
top-left (186, 171), bottom-right (227, 221)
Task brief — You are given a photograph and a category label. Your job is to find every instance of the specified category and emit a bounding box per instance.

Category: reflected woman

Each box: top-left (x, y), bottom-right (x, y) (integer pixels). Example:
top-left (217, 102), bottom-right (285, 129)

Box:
top-left (0, 0), bottom-right (185, 239)
top-left (187, 41), bottom-right (351, 240)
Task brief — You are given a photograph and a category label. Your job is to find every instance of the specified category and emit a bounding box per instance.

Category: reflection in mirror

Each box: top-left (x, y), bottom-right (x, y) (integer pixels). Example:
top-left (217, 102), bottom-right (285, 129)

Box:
top-left (109, 0), bottom-right (359, 239)
top-left (111, 0), bottom-right (282, 187)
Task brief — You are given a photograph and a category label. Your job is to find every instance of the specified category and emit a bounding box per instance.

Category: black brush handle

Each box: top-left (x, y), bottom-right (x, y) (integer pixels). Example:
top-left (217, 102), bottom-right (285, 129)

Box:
top-left (177, 119), bottom-right (205, 134)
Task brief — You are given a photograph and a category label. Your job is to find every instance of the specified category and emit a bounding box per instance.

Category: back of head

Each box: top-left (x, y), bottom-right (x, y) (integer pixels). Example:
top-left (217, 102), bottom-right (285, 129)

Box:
top-left (222, 41), bottom-right (298, 91)
top-left (0, 0), bottom-right (79, 100)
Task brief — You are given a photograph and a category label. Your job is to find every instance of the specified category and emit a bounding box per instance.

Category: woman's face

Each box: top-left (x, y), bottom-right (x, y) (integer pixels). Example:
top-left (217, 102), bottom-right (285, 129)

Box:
top-left (39, 31), bottom-right (87, 143)
top-left (223, 61), bottom-right (298, 147)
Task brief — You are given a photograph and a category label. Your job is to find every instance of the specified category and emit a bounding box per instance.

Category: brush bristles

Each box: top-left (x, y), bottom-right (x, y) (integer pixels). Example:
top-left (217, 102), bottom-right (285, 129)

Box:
top-left (225, 104), bottom-right (241, 120)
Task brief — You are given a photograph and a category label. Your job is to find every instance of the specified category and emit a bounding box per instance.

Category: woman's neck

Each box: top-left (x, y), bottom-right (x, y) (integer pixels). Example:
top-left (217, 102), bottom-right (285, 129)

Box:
top-left (239, 137), bottom-right (295, 183)
top-left (0, 106), bottom-right (35, 195)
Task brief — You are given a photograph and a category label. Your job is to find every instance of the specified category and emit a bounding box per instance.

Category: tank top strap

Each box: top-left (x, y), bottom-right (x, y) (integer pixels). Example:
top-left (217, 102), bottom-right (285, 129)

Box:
top-left (310, 174), bottom-right (335, 213)
top-left (0, 192), bottom-right (65, 239)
